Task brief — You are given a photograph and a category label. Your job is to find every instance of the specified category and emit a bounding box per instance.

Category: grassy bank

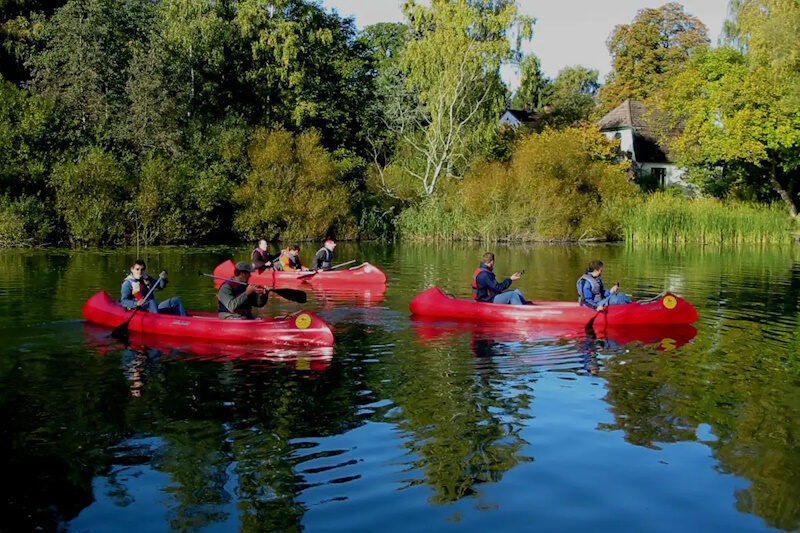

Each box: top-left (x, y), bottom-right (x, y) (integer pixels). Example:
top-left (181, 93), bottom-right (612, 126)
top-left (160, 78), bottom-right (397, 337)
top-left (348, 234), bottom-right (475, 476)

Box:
top-left (624, 192), bottom-right (794, 245)
top-left (397, 191), bottom-right (795, 245)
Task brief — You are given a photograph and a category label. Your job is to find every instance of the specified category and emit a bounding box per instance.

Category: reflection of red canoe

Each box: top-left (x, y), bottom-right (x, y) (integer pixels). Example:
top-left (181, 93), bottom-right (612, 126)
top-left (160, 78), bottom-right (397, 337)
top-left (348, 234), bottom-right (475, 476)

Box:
top-left (212, 259), bottom-right (387, 288)
top-left (411, 316), bottom-right (697, 351)
top-left (82, 292), bottom-right (334, 347)
top-left (409, 287), bottom-right (698, 328)
top-left (82, 323), bottom-right (333, 370)
top-left (311, 284), bottom-right (387, 307)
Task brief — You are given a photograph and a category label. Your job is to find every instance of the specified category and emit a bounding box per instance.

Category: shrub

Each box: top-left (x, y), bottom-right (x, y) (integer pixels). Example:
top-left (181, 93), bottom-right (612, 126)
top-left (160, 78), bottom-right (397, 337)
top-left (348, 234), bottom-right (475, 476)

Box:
top-left (50, 147), bottom-right (128, 246)
top-left (0, 194), bottom-right (54, 246)
top-left (233, 129), bottom-right (355, 241)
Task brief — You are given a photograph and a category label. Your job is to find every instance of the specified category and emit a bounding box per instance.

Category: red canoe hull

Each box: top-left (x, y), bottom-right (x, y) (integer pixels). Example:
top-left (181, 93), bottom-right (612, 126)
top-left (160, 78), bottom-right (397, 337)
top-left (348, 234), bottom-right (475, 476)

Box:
top-left (82, 292), bottom-right (335, 347)
top-left (212, 259), bottom-right (387, 288)
top-left (409, 287), bottom-right (698, 328)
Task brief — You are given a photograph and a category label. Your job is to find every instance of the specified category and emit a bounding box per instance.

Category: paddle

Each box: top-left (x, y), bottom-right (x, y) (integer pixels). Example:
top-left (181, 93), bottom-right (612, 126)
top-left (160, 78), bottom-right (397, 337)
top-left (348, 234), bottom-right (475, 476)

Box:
top-left (111, 274), bottom-right (164, 340)
top-left (298, 259), bottom-right (358, 279)
top-left (198, 271), bottom-right (307, 304)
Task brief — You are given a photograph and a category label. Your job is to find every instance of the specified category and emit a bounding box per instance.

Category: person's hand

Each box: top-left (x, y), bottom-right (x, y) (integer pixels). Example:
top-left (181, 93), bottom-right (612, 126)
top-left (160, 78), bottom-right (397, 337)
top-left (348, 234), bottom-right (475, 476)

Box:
top-left (265, 261), bottom-right (272, 268)
top-left (245, 284), bottom-right (257, 296)
top-left (510, 272), bottom-right (521, 281)
top-left (135, 298), bottom-right (146, 308)
top-left (610, 284), bottom-right (619, 294)
top-left (254, 285), bottom-right (266, 295)
top-left (596, 304), bottom-right (605, 312)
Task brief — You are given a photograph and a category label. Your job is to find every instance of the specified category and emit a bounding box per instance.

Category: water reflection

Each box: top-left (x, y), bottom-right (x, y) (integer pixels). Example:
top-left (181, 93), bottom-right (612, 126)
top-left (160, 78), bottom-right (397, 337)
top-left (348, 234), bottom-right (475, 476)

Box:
top-left (2, 245), bottom-right (800, 531)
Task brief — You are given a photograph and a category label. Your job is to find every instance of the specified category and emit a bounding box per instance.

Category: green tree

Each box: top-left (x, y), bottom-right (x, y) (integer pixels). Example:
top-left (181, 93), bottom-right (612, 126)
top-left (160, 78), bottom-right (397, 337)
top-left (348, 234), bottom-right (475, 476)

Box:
top-left (657, 47), bottom-right (800, 216)
top-left (599, 2), bottom-right (709, 111)
top-left (233, 129), bottom-right (354, 241)
top-left (28, 0), bottom-right (153, 145)
top-left (544, 65), bottom-right (599, 126)
top-left (510, 53), bottom-right (549, 110)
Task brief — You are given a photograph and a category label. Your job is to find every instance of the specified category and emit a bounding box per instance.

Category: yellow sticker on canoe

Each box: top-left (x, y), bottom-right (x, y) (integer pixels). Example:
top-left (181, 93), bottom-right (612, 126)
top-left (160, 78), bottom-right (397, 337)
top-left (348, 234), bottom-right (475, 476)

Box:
top-left (662, 295), bottom-right (677, 310)
top-left (660, 338), bottom-right (677, 351)
top-left (295, 314), bottom-right (312, 329)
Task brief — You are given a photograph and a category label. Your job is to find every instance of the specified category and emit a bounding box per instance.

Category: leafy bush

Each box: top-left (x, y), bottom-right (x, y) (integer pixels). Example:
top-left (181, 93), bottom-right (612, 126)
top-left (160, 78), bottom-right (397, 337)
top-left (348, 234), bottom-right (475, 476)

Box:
top-left (398, 126), bottom-right (639, 241)
top-left (50, 147), bottom-right (128, 246)
top-left (233, 129), bottom-right (356, 241)
top-left (0, 194), bottom-right (55, 246)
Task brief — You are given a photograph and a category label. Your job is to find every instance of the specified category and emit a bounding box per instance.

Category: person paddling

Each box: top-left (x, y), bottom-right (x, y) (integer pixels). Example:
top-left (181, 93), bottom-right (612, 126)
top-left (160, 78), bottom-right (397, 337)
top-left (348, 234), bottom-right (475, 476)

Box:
top-left (313, 239), bottom-right (336, 271)
top-left (472, 252), bottom-right (527, 305)
top-left (217, 261), bottom-right (268, 319)
top-left (279, 245), bottom-right (309, 271)
top-left (577, 259), bottom-right (631, 311)
top-left (121, 259), bottom-right (187, 316)
top-left (251, 239), bottom-right (274, 271)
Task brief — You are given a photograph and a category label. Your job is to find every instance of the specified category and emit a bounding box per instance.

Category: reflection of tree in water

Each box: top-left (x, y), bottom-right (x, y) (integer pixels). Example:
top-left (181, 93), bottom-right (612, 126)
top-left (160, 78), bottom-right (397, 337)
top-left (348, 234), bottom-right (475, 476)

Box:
top-left (377, 339), bottom-right (532, 504)
top-left (597, 314), bottom-right (800, 530)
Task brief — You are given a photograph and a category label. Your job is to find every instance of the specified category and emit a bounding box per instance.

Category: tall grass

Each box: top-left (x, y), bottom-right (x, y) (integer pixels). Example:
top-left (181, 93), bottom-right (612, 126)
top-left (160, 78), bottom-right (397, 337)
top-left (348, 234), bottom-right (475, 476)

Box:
top-left (624, 192), bottom-right (794, 245)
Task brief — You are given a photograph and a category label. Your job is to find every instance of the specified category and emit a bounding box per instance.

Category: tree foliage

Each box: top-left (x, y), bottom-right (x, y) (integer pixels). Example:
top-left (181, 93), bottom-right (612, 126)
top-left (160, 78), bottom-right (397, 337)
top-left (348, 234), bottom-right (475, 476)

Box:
top-left (599, 2), bottom-right (709, 111)
top-left (233, 129), bottom-right (354, 241)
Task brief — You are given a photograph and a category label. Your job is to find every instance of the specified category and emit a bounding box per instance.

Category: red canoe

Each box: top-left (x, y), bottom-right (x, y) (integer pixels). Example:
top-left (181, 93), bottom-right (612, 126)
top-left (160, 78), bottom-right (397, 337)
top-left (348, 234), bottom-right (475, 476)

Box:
top-left (82, 291), bottom-right (334, 347)
top-left (409, 287), bottom-right (698, 328)
top-left (211, 259), bottom-right (387, 288)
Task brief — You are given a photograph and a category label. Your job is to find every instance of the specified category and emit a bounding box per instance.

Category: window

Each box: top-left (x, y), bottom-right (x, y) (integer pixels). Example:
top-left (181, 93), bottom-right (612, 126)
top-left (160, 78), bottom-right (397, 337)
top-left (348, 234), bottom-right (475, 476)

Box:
top-left (652, 167), bottom-right (666, 188)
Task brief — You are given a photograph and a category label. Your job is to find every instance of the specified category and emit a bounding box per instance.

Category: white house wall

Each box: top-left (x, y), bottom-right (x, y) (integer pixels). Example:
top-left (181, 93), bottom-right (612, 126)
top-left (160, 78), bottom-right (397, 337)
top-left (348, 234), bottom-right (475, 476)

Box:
top-left (603, 128), bottom-right (635, 160)
top-left (639, 162), bottom-right (688, 187)
top-left (499, 112), bottom-right (521, 128)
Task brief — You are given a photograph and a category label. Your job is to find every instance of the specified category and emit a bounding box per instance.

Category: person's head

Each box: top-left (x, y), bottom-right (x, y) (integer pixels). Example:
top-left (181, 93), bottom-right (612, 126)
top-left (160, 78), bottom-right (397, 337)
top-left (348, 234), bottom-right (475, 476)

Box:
top-left (482, 252), bottom-right (495, 268)
top-left (289, 244), bottom-right (300, 257)
top-left (258, 239), bottom-right (268, 251)
top-left (234, 261), bottom-right (253, 281)
top-left (588, 259), bottom-right (604, 277)
top-left (130, 259), bottom-right (146, 279)
top-left (324, 239), bottom-right (336, 251)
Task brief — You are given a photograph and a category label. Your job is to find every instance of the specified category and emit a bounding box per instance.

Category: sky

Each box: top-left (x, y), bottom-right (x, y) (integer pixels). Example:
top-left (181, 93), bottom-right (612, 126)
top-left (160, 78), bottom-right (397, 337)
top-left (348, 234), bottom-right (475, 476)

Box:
top-left (320, 0), bottom-right (730, 90)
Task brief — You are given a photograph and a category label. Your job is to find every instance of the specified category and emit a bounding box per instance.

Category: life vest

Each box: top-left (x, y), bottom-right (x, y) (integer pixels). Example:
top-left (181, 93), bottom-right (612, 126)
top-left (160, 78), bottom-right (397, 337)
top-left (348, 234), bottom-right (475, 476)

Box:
top-left (280, 252), bottom-right (302, 271)
top-left (577, 272), bottom-right (604, 306)
top-left (124, 274), bottom-right (155, 301)
top-left (471, 264), bottom-right (495, 301)
top-left (217, 279), bottom-right (250, 314)
top-left (252, 247), bottom-right (271, 269)
top-left (315, 247), bottom-right (333, 270)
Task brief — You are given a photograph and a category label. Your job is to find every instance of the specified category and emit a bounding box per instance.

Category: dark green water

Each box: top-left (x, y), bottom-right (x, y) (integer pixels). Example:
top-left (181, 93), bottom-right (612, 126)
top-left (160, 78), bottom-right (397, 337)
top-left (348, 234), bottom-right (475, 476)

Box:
top-left (1, 243), bottom-right (799, 532)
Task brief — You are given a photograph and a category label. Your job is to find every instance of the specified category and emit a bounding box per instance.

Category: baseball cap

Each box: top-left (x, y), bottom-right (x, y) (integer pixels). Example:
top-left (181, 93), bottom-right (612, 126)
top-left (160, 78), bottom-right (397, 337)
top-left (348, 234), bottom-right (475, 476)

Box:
top-left (235, 261), bottom-right (253, 272)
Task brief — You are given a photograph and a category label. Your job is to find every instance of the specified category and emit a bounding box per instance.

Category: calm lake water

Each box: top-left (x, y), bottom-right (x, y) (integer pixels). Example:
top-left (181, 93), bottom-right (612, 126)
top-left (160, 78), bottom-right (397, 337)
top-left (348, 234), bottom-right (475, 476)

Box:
top-left (1, 243), bottom-right (799, 532)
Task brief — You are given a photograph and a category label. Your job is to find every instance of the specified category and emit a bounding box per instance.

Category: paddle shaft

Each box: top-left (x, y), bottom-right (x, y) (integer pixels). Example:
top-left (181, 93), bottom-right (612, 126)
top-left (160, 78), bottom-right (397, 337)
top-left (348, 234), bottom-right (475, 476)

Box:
top-left (297, 259), bottom-right (358, 279)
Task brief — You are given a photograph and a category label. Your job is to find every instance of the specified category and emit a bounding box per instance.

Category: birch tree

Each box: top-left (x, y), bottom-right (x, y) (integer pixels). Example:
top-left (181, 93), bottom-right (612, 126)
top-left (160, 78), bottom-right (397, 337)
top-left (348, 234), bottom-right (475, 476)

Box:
top-left (374, 0), bottom-right (533, 198)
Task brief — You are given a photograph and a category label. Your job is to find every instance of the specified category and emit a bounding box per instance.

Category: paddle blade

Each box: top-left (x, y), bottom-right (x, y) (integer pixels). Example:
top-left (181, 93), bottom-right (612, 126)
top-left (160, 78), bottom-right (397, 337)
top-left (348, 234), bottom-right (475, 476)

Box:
top-left (270, 288), bottom-right (307, 304)
top-left (110, 319), bottom-right (131, 340)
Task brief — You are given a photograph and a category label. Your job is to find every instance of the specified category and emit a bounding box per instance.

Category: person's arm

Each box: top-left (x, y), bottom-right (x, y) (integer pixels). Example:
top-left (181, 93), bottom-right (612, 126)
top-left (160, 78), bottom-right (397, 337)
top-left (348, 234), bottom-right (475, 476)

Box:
top-left (313, 249), bottom-right (325, 270)
top-left (479, 271), bottom-right (512, 294)
top-left (218, 283), bottom-right (251, 313)
top-left (582, 281), bottom-right (598, 309)
top-left (121, 280), bottom-right (137, 310)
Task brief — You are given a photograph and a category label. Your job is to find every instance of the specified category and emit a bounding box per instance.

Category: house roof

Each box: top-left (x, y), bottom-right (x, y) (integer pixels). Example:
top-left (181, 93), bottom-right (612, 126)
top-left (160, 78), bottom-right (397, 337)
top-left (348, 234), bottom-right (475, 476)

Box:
top-left (502, 108), bottom-right (540, 127)
top-left (597, 99), bottom-right (681, 163)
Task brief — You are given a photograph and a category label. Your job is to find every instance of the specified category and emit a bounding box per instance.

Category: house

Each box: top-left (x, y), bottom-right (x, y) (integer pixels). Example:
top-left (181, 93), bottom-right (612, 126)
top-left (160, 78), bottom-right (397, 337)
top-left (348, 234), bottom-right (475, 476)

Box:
top-left (499, 104), bottom-right (543, 129)
top-left (597, 99), bottom-right (687, 189)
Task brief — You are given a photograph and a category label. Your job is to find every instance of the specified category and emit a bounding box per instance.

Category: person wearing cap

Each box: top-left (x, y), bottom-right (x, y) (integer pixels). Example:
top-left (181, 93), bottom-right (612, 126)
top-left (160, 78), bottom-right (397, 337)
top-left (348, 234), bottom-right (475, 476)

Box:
top-left (251, 239), bottom-right (274, 271)
top-left (121, 258), bottom-right (187, 316)
top-left (217, 261), bottom-right (268, 319)
top-left (313, 239), bottom-right (336, 271)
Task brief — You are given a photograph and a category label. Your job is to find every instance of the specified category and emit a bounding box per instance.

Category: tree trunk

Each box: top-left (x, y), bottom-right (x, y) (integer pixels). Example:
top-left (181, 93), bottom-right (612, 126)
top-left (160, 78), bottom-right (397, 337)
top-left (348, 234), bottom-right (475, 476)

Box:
top-left (769, 163), bottom-right (798, 218)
